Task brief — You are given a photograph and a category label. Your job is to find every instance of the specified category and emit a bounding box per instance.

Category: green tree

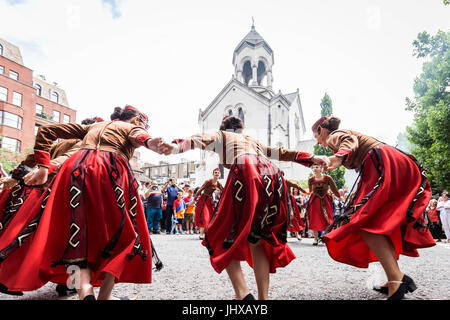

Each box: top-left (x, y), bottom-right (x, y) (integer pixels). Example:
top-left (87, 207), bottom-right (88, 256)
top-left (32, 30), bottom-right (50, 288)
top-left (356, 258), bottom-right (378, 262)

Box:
top-left (0, 136), bottom-right (34, 174)
top-left (406, 30), bottom-right (450, 193)
top-left (312, 93), bottom-right (346, 189)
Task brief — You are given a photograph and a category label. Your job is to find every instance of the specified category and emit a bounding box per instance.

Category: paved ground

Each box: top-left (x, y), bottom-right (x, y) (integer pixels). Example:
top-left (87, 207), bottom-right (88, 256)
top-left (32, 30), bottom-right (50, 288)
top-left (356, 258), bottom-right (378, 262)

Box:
top-left (1, 234), bottom-right (449, 300)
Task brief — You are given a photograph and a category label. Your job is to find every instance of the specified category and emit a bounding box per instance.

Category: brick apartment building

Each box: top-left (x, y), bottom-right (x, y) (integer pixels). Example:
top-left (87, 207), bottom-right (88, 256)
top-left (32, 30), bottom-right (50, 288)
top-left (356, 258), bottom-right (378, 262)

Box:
top-left (0, 38), bottom-right (76, 154)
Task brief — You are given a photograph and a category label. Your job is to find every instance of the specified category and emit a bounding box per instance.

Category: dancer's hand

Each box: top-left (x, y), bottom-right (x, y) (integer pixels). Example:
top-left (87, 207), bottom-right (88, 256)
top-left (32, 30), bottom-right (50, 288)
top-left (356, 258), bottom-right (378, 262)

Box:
top-left (158, 142), bottom-right (176, 155)
top-left (146, 137), bottom-right (163, 153)
top-left (24, 167), bottom-right (48, 185)
top-left (311, 155), bottom-right (330, 167)
top-left (325, 156), bottom-right (343, 171)
top-left (0, 177), bottom-right (18, 189)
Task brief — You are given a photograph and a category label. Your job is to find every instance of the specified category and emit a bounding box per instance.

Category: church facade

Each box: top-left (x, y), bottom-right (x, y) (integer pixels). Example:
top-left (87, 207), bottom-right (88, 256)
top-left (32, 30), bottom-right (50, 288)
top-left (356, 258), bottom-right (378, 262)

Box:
top-left (195, 25), bottom-right (315, 185)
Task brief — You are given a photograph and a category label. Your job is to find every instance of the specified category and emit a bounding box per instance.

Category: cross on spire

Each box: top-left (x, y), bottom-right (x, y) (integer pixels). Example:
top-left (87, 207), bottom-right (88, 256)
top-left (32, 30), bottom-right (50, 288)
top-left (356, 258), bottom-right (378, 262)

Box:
top-left (251, 17), bottom-right (255, 29)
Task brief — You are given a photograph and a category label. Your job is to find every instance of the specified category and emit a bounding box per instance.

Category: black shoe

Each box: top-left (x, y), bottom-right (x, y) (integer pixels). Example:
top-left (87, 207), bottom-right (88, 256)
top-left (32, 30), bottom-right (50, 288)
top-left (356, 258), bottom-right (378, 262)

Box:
top-left (83, 294), bottom-right (96, 300)
top-left (386, 274), bottom-right (417, 300)
top-left (243, 293), bottom-right (255, 300)
top-left (0, 283), bottom-right (23, 296)
top-left (56, 284), bottom-right (77, 297)
top-left (312, 242), bottom-right (318, 246)
top-left (153, 231), bottom-right (161, 234)
top-left (373, 285), bottom-right (389, 295)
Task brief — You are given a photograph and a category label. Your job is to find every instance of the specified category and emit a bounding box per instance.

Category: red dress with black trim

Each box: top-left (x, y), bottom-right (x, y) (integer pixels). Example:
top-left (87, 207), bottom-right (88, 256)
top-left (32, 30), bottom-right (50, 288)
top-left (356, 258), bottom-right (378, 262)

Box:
top-left (172, 130), bottom-right (316, 274)
top-left (287, 194), bottom-right (304, 233)
top-left (195, 179), bottom-right (223, 228)
top-left (322, 129), bottom-right (435, 268)
top-left (0, 121), bottom-right (155, 291)
top-left (307, 175), bottom-right (339, 231)
top-left (0, 140), bottom-right (80, 240)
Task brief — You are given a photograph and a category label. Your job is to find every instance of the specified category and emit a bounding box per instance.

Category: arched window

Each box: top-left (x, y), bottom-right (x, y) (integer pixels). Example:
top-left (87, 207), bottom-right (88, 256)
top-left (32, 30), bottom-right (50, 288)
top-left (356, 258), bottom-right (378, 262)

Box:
top-left (238, 107), bottom-right (245, 123)
top-left (242, 61), bottom-right (252, 85)
top-left (257, 61), bottom-right (266, 85)
top-left (228, 109), bottom-right (233, 116)
top-left (35, 84), bottom-right (42, 96)
top-left (51, 91), bottom-right (59, 103)
top-left (0, 44), bottom-right (3, 56)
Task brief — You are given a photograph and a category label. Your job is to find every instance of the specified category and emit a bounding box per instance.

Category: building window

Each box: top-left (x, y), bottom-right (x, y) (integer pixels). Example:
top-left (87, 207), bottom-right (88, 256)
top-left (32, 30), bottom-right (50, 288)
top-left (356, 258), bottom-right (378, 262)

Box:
top-left (12, 92), bottom-right (22, 107)
top-left (52, 110), bottom-right (60, 122)
top-left (0, 65), bottom-right (4, 75)
top-left (51, 91), bottom-right (59, 103)
top-left (9, 70), bottom-right (19, 81)
top-left (0, 44), bottom-right (3, 56)
top-left (0, 111), bottom-right (22, 129)
top-left (238, 107), bottom-right (245, 123)
top-left (63, 114), bottom-right (70, 123)
top-left (35, 84), bottom-right (42, 96)
top-left (34, 124), bottom-right (41, 136)
top-left (36, 104), bottom-right (43, 117)
top-left (0, 136), bottom-right (21, 153)
top-left (0, 86), bottom-right (7, 101)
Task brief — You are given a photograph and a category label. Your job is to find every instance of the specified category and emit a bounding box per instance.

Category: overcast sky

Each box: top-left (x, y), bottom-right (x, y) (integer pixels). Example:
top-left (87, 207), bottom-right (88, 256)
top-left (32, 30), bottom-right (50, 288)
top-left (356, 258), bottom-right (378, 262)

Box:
top-left (1, 0), bottom-right (449, 164)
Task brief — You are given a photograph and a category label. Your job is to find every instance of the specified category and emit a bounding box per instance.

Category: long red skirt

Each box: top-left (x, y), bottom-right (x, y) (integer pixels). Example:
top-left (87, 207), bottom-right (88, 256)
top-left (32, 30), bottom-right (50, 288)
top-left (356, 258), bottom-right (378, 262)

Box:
top-left (203, 154), bottom-right (295, 274)
top-left (0, 149), bottom-right (152, 291)
top-left (307, 194), bottom-right (333, 231)
top-left (195, 194), bottom-right (214, 228)
top-left (288, 195), bottom-right (304, 233)
top-left (0, 185), bottom-right (36, 234)
top-left (323, 145), bottom-right (435, 268)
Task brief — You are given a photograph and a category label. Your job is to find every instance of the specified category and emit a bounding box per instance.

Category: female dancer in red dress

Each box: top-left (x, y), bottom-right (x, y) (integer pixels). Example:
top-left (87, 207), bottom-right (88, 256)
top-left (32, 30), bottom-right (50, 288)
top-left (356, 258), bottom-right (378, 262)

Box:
top-left (306, 164), bottom-right (340, 245)
top-left (313, 116), bottom-right (435, 300)
top-left (0, 106), bottom-right (163, 300)
top-left (194, 168), bottom-right (224, 240)
top-left (163, 116), bottom-right (327, 300)
top-left (285, 180), bottom-right (305, 240)
top-left (0, 117), bottom-right (102, 297)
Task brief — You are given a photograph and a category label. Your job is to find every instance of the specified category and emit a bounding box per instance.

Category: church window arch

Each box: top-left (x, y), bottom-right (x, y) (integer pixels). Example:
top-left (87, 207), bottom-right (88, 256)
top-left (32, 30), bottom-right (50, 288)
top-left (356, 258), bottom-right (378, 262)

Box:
top-left (257, 60), bottom-right (267, 86)
top-left (242, 60), bottom-right (252, 85)
top-left (238, 107), bottom-right (245, 123)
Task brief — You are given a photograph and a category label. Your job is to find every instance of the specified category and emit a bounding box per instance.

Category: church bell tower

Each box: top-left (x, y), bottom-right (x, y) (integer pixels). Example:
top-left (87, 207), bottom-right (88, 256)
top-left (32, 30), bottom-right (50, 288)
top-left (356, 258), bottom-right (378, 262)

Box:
top-left (233, 21), bottom-right (275, 98)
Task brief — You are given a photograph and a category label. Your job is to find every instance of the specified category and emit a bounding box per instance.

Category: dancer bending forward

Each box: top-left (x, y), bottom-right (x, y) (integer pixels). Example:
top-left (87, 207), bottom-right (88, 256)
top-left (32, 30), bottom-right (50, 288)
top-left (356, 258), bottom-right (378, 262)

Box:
top-left (313, 116), bottom-right (435, 300)
top-left (0, 105), bottom-right (163, 300)
top-left (163, 116), bottom-right (328, 300)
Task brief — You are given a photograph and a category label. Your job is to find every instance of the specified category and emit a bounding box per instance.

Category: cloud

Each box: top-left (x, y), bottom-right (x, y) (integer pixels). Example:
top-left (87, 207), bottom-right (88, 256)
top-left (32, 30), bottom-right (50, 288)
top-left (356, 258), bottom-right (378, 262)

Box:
top-left (102, 0), bottom-right (121, 19)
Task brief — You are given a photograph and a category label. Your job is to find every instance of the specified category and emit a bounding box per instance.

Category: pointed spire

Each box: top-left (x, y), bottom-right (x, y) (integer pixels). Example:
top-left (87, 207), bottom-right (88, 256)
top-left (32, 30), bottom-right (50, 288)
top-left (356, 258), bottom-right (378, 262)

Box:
top-left (251, 16), bottom-right (255, 30)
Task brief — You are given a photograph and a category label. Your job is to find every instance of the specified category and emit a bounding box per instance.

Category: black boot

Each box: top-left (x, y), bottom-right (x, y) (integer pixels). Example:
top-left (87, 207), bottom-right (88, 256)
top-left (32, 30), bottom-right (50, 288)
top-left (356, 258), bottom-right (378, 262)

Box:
top-left (56, 284), bottom-right (77, 297)
top-left (243, 293), bottom-right (255, 300)
top-left (0, 283), bottom-right (23, 296)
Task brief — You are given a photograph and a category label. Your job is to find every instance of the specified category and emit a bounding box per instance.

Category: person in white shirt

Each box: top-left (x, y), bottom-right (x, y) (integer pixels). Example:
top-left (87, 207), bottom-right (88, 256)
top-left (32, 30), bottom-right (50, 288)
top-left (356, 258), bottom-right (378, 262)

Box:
top-left (437, 192), bottom-right (450, 242)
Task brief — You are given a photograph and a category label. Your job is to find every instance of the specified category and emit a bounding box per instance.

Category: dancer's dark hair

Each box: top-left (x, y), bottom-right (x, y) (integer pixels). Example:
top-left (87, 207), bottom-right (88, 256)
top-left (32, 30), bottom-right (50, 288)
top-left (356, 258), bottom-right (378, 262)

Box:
top-left (81, 117), bottom-right (97, 125)
top-left (219, 116), bottom-right (244, 133)
top-left (318, 116), bottom-right (341, 133)
top-left (110, 107), bottom-right (139, 121)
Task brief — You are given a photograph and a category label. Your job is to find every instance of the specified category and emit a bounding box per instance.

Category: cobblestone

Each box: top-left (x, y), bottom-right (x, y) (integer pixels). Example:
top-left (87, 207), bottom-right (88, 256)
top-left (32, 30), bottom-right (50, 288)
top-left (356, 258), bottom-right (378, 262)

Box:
top-left (1, 235), bottom-right (449, 300)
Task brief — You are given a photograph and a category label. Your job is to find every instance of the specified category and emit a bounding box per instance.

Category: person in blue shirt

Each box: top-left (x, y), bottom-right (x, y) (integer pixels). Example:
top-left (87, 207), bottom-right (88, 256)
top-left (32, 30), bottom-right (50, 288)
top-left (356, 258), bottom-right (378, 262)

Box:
top-left (161, 177), bottom-right (181, 234)
top-left (145, 181), bottom-right (163, 234)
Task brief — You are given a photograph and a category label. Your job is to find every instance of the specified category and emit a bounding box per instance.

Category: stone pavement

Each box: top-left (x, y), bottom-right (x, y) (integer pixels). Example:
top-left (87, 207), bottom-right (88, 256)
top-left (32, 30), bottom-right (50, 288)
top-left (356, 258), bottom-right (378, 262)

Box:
top-left (1, 234), bottom-right (449, 300)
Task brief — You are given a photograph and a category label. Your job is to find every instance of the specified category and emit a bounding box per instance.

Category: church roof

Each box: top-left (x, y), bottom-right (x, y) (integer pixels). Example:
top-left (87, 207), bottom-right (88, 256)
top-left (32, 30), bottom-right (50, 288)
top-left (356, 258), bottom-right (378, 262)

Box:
top-left (283, 92), bottom-right (298, 105)
top-left (234, 26), bottom-right (273, 56)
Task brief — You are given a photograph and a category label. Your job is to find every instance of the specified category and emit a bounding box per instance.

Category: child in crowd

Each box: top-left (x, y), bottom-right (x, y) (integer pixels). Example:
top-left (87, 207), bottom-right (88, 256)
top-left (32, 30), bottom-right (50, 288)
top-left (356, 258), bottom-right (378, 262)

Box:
top-left (184, 189), bottom-right (196, 234)
top-left (173, 191), bottom-right (186, 234)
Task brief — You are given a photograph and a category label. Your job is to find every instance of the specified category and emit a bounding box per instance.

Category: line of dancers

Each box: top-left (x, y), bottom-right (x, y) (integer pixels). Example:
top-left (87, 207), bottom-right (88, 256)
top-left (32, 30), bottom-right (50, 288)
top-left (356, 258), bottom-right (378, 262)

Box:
top-left (0, 108), bottom-right (435, 300)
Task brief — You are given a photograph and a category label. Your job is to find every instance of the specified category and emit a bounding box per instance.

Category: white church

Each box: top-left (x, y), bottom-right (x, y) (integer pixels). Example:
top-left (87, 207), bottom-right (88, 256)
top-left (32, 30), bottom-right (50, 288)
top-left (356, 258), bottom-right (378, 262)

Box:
top-left (195, 24), bottom-right (316, 184)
